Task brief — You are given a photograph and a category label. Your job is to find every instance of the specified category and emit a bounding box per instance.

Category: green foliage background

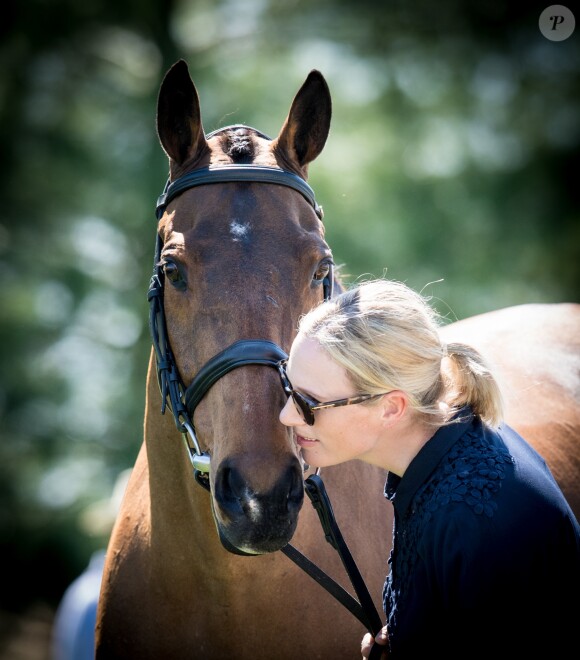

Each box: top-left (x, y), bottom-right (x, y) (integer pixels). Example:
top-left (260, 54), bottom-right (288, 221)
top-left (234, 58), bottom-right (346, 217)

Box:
top-left (0, 0), bottom-right (578, 648)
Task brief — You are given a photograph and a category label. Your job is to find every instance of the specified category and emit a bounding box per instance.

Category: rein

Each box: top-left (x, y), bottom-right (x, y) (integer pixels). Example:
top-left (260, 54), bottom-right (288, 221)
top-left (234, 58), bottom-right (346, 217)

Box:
top-left (148, 128), bottom-right (383, 657)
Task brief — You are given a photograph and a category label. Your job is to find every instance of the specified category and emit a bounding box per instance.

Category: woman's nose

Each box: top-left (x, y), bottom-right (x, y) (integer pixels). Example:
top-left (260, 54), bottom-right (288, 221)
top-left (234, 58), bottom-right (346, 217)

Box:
top-left (279, 397), bottom-right (302, 427)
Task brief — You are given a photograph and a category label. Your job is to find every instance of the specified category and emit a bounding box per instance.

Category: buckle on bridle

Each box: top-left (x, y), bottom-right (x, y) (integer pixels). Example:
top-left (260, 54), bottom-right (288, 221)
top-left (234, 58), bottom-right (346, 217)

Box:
top-left (180, 417), bottom-right (210, 473)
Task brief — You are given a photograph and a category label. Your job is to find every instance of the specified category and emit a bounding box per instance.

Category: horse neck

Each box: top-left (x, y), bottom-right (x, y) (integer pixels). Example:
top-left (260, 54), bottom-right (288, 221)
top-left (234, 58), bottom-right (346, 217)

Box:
top-left (143, 353), bottom-right (222, 558)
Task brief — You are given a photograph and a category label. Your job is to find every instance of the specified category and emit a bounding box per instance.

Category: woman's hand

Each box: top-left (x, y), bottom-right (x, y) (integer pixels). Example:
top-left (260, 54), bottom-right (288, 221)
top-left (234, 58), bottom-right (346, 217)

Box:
top-left (361, 625), bottom-right (389, 658)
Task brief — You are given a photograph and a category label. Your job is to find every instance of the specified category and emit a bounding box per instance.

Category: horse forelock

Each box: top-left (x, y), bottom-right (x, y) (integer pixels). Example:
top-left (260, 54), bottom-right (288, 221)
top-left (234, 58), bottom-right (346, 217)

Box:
top-left (222, 128), bottom-right (256, 163)
top-left (208, 126), bottom-right (275, 166)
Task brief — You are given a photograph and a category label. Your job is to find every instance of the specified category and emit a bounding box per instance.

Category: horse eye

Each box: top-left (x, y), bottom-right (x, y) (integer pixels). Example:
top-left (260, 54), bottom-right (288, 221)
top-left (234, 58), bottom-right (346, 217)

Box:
top-left (163, 261), bottom-right (182, 284)
top-left (313, 262), bottom-right (331, 283)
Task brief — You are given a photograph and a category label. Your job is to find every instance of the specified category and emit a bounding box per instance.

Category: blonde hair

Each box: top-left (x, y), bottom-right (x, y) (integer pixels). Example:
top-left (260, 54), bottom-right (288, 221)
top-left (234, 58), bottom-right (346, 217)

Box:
top-left (298, 280), bottom-right (504, 428)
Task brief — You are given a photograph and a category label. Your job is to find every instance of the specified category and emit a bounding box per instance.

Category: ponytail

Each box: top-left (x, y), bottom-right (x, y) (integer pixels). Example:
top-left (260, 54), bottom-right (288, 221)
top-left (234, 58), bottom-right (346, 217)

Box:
top-left (444, 342), bottom-right (504, 428)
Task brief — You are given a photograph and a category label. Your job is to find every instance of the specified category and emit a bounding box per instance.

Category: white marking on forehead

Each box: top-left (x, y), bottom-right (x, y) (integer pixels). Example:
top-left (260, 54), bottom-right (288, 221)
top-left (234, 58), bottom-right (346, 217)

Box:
top-left (230, 220), bottom-right (251, 242)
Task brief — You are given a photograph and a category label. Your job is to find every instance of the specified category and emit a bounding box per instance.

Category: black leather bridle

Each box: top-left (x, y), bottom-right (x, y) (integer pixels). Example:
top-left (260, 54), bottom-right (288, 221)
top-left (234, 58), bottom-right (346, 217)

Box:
top-left (147, 126), bottom-right (332, 480)
top-left (147, 127), bottom-right (383, 654)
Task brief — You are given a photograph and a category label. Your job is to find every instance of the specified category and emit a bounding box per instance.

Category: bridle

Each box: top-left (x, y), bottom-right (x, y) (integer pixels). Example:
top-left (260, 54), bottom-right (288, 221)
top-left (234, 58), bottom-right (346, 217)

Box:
top-left (147, 126), bottom-right (383, 654)
top-left (147, 125), bottom-right (333, 484)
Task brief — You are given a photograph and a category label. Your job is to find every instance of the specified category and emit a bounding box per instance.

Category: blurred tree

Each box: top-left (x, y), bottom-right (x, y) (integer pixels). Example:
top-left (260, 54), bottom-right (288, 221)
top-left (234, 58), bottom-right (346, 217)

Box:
top-left (0, 0), bottom-right (179, 622)
top-left (255, 0), bottom-right (580, 315)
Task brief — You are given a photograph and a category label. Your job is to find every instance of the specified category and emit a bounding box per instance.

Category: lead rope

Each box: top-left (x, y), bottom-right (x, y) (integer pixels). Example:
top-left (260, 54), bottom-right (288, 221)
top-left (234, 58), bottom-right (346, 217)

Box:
top-left (281, 474), bottom-right (386, 660)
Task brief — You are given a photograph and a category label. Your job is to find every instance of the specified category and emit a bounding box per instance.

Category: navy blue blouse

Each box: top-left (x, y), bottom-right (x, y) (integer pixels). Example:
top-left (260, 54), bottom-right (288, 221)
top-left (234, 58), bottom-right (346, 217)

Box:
top-left (383, 409), bottom-right (580, 658)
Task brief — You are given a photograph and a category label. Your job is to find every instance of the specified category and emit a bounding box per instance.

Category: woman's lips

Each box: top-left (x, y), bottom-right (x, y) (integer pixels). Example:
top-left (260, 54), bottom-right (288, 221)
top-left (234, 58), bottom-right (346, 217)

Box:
top-left (296, 434), bottom-right (318, 447)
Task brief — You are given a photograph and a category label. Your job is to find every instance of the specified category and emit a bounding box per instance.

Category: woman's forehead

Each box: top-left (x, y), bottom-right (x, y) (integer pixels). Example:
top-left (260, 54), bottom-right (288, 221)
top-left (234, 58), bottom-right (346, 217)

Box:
top-left (288, 334), bottom-right (324, 369)
top-left (288, 335), bottom-right (352, 398)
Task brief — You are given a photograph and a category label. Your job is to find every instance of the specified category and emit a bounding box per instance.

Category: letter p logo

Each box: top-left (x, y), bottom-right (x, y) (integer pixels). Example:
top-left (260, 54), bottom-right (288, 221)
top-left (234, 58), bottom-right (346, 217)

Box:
top-left (539, 5), bottom-right (575, 41)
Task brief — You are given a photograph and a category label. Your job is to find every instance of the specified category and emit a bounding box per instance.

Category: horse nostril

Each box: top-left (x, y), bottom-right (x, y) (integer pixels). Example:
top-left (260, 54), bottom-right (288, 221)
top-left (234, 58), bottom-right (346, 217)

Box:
top-left (213, 461), bottom-right (304, 519)
top-left (214, 465), bottom-right (246, 515)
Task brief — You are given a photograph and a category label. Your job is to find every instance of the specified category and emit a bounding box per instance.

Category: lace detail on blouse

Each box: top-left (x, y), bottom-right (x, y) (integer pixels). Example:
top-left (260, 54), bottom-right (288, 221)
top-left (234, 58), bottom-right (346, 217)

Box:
top-left (423, 428), bottom-right (514, 520)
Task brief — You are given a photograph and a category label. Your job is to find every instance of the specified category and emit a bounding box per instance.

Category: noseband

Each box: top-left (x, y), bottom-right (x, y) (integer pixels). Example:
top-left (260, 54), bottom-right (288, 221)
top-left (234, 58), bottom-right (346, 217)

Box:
top-left (147, 126), bottom-right (332, 479)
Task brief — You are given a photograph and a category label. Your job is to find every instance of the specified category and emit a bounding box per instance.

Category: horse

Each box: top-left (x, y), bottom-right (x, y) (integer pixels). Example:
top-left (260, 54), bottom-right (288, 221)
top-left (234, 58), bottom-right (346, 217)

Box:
top-left (95, 60), bottom-right (580, 659)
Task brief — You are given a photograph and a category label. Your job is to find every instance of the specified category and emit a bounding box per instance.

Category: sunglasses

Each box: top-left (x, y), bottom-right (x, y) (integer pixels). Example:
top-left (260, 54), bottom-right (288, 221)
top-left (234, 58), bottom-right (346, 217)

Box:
top-left (277, 359), bottom-right (389, 426)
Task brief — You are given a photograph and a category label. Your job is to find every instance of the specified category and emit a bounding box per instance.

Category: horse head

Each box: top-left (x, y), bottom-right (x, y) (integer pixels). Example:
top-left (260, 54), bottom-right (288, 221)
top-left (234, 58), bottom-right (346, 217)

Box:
top-left (152, 60), bottom-right (332, 555)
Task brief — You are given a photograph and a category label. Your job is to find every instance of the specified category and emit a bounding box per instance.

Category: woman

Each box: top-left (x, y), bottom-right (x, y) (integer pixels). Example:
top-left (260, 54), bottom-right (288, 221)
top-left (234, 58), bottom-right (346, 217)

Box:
top-left (278, 279), bottom-right (579, 659)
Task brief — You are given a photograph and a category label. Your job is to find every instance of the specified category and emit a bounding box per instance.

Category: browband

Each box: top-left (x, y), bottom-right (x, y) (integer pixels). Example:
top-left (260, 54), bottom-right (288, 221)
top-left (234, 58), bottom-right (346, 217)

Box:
top-left (156, 165), bottom-right (323, 220)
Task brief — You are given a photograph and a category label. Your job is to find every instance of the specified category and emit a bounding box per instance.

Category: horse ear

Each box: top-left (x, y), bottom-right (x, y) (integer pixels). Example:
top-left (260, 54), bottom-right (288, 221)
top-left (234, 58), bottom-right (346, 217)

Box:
top-left (156, 60), bottom-right (208, 167)
top-left (273, 70), bottom-right (332, 175)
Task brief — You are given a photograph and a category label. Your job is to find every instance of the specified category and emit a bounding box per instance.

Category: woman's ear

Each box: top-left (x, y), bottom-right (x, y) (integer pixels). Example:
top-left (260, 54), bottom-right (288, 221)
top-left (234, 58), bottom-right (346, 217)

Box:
top-left (380, 391), bottom-right (408, 426)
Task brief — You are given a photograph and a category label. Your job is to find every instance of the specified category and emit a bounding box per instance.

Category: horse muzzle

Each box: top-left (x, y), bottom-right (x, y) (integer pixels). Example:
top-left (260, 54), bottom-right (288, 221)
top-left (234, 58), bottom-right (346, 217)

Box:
top-left (211, 457), bottom-right (304, 555)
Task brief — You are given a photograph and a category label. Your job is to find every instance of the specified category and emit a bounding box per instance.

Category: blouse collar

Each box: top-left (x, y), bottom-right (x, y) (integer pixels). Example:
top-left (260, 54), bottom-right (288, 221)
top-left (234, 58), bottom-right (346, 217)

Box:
top-left (384, 407), bottom-right (476, 515)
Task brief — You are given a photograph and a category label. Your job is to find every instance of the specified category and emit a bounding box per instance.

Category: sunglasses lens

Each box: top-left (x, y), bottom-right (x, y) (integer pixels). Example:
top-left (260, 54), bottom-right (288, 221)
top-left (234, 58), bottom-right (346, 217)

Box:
top-left (279, 362), bottom-right (315, 425)
top-left (292, 393), bottom-right (315, 426)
